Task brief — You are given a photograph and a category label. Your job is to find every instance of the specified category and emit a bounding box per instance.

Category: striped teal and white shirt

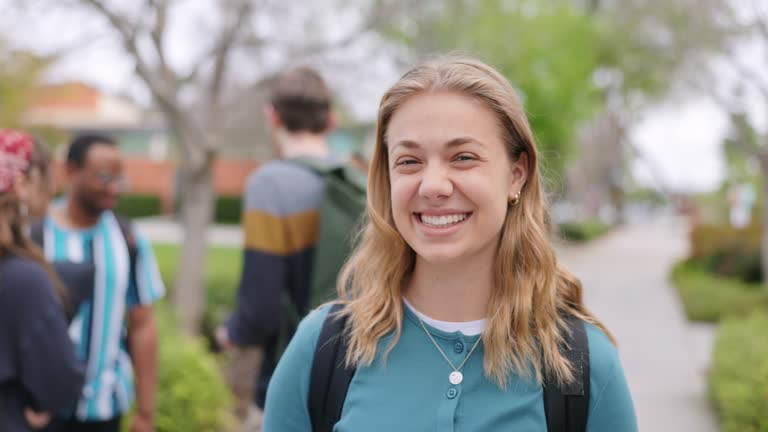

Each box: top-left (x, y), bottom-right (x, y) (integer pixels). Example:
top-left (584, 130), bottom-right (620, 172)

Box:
top-left (41, 209), bottom-right (165, 421)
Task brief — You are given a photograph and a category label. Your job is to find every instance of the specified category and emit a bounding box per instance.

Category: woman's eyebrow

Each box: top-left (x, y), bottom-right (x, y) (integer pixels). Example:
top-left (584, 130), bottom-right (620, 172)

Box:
top-left (390, 137), bottom-right (482, 152)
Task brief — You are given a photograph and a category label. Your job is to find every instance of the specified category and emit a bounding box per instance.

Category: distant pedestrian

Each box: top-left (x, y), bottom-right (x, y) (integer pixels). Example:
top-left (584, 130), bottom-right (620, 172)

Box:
top-left (217, 66), bottom-right (355, 430)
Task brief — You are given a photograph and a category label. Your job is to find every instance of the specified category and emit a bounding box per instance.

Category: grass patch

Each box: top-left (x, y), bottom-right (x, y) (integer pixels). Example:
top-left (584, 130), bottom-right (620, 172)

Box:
top-left (710, 311), bottom-right (768, 432)
top-left (670, 260), bottom-right (768, 322)
top-left (151, 243), bottom-right (241, 339)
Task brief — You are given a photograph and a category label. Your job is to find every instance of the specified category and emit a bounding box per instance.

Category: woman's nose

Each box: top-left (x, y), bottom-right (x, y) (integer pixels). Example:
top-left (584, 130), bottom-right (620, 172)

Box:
top-left (418, 163), bottom-right (453, 200)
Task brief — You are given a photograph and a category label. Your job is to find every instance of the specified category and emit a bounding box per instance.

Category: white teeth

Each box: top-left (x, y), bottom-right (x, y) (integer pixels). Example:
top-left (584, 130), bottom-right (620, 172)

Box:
top-left (420, 213), bottom-right (467, 227)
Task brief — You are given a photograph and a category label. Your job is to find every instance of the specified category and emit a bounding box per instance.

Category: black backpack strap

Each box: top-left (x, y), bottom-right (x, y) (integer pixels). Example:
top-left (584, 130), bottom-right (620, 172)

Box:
top-left (543, 315), bottom-right (591, 432)
top-left (114, 214), bottom-right (138, 286)
top-left (308, 303), bottom-right (356, 432)
top-left (29, 220), bottom-right (45, 247)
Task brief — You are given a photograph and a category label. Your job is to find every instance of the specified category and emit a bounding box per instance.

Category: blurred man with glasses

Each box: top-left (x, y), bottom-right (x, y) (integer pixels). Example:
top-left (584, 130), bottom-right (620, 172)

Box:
top-left (34, 134), bottom-right (165, 432)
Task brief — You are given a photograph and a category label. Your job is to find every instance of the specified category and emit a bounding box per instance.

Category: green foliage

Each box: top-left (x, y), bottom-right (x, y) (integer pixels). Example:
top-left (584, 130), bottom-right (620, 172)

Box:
top-left (214, 196), bottom-right (242, 225)
top-left (709, 311), bottom-right (768, 432)
top-left (689, 224), bottom-right (762, 283)
top-left (558, 220), bottom-right (611, 242)
top-left (151, 243), bottom-right (241, 341)
top-left (122, 304), bottom-right (234, 432)
top-left (428, 0), bottom-right (605, 184)
top-left (115, 194), bottom-right (163, 218)
top-left (670, 261), bottom-right (767, 323)
top-left (0, 45), bottom-right (49, 128)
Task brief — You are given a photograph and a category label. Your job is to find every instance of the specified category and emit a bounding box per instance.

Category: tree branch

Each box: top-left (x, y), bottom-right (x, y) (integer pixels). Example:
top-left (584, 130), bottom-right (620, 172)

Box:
top-left (751, 0), bottom-right (768, 42)
top-left (79, 0), bottom-right (180, 116)
top-left (278, 0), bottom-right (404, 60)
top-left (207, 0), bottom-right (254, 119)
top-left (147, 0), bottom-right (170, 73)
top-left (722, 49), bottom-right (768, 104)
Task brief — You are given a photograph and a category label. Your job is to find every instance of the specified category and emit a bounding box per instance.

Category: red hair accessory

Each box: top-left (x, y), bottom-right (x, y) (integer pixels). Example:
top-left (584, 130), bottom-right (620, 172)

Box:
top-left (0, 129), bottom-right (34, 192)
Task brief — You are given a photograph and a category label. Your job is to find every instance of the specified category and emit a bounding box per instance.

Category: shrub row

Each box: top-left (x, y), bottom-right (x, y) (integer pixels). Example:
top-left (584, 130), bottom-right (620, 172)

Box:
top-left (709, 311), bottom-right (768, 432)
top-left (558, 220), bottom-right (612, 243)
top-left (669, 260), bottom-right (767, 323)
top-left (121, 304), bottom-right (234, 432)
top-left (688, 223), bottom-right (762, 283)
top-left (117, 194), bottom-right (243, 225)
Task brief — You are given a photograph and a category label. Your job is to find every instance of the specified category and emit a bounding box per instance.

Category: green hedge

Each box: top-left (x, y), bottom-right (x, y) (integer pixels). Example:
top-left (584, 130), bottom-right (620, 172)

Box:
top-left (122, 304), bottom-right (234, 432)
top-left (670, 260), bottom-right (768, 322)
top-left (214, 196), bottom-right (242, 225)
top-left (558, 220), bottom-right (612, 243)
top-left (689, 223), bottom-right (762, 283)
top-left (115, 194), bottom-right (163, 218)
top-left (710, 311), bottom-right (768, 432)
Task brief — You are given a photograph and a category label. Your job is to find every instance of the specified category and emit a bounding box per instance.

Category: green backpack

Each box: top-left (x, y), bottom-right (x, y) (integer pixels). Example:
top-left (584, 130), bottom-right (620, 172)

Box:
top-left (292, 157), bottom-right (368, 309)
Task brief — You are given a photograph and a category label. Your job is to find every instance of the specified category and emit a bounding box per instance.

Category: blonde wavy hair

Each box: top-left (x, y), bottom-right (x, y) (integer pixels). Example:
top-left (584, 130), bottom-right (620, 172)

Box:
top-left (337, 56), bottom-right (614, 388)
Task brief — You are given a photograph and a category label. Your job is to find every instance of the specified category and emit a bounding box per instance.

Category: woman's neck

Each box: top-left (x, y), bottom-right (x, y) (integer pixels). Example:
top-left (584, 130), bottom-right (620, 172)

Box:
top-left (404, 253), bottom-right (494, 322)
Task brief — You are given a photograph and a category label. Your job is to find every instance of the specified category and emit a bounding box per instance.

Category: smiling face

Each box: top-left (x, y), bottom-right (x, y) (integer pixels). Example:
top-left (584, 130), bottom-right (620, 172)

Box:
top-left (68, 143), bottom-right (125, 215)
top-left (387, 90), bottom-right (528, 265)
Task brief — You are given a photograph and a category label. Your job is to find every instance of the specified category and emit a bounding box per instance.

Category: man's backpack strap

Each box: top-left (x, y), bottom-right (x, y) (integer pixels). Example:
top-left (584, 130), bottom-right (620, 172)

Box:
top-left (543, 314), bottom-right (591, 432)
top-left (114, 215), bottom-right (138, 285)
top-left (308, 303), bottom-right (356, 432)
top-left (29, 220), bottom-right (44, 247)
top-left (30, 215), bottom-right (139, 285)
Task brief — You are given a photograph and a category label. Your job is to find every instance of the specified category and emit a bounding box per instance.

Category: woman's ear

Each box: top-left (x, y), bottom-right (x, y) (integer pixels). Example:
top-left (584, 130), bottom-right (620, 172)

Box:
top-left (508, 152), bottom-right (529, 200)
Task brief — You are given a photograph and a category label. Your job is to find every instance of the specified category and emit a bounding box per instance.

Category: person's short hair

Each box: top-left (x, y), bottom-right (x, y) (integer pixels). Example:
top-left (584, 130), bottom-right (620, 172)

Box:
top-left (66, 134), bottom-right (117, 168)
top-left (269, 67), bottom-right (332, 134)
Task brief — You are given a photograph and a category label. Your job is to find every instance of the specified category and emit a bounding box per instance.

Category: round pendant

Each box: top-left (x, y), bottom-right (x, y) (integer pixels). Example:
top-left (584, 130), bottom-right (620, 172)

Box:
top-left (449, 371), bottom-right (463, 385)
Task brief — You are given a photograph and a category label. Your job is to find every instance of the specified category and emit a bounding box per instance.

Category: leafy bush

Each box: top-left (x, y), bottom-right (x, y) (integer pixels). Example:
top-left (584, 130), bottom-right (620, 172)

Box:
top-left (122, 304), bottom-right (234, 432)
top-left (689, 223), bottom-right (762, 283)
top-left (558, 220), bottom-right (611, 242)
top-left (115, 194), bottom-right (163, 218)
top-left (670, 260), bottom-right (768, 322)
top-left (214, 196), bottom-right (242, 225)
top-left (709, 311), bottom-right (768, 432)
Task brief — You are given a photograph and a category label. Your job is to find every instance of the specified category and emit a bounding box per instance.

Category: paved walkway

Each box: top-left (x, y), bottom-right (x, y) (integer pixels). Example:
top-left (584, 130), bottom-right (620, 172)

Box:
top-left (556, 216), bottom-right (719, 432)
top-left (135, 216), bottom-right (243, 247)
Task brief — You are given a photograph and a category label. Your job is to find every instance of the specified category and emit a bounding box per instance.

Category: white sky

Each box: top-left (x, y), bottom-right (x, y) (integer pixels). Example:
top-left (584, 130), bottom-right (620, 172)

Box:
top-left (1, 0), bottom-right (765, 193)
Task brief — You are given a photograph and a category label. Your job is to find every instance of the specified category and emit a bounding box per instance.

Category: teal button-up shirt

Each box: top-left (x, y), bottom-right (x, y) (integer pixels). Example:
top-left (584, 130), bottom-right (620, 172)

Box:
top-left (264, 304), bottom-right (638, 431)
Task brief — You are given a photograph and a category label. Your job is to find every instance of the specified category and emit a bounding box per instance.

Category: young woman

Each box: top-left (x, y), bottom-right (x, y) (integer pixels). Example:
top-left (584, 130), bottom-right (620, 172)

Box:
top-left (0, 129), bottom-right (85, 431)
top-left (263, 57), bottom-right (638, 431)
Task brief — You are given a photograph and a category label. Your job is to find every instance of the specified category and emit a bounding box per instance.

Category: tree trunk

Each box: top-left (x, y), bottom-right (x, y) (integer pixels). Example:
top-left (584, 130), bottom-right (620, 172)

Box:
top-left (172, 160), bottom-right (215, 335)
top-left (761, 157), bottom-right (768, 292)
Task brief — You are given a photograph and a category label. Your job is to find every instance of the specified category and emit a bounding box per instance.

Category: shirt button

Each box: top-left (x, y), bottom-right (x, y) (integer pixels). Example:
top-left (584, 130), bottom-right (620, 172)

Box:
top-left (447, 388), bottom-right (458, 399)
top-left (454, 342), bottom-right (464, 353)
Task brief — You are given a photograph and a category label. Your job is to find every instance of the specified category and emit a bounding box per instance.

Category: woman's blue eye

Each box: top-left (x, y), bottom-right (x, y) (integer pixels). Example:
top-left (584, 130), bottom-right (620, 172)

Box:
top-left (397, 159), bottom-right (418, 165)
top-left (455, 155), bottom-right (475, 162)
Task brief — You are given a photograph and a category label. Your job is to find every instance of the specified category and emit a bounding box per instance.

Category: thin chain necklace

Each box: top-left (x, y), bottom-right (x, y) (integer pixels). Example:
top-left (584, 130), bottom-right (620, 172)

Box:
top-left (416, 317), bottom-right (483, 385)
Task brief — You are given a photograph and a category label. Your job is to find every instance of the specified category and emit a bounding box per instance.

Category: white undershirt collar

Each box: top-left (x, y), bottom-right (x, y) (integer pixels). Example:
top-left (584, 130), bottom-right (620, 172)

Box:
top-left (403, 297), bottom-right (486, 336)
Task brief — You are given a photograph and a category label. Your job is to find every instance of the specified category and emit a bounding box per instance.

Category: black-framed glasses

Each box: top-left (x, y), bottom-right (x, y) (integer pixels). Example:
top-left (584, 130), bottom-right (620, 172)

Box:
top-left (89, 171), bottom-right (128, 189)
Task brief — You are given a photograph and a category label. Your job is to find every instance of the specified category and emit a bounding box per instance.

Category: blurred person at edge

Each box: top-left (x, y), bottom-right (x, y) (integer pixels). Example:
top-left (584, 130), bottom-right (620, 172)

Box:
top-left (37, 134), bottom-right (165, 432)
top-left (0, 129), bottom-right (85, 431)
